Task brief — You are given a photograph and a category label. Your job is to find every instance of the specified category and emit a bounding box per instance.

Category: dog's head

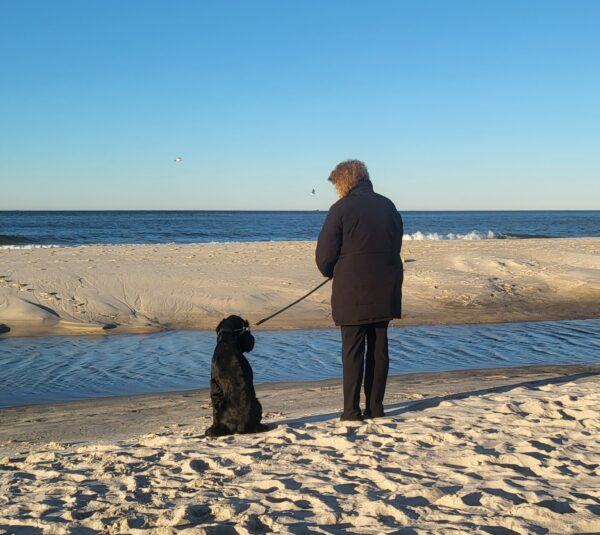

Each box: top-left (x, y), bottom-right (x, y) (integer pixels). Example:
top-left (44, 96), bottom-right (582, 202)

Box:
top-left (216, 315), bottom-right (255, 353)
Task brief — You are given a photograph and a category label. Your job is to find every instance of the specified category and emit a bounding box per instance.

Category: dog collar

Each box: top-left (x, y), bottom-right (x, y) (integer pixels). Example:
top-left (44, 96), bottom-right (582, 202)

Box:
top-left (217, 325), bottom-right (249, 342)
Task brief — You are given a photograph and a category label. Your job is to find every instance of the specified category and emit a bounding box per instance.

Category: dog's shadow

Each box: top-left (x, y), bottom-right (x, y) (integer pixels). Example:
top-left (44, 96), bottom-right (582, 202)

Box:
top-left (268, 371), bottom-right (599, 429)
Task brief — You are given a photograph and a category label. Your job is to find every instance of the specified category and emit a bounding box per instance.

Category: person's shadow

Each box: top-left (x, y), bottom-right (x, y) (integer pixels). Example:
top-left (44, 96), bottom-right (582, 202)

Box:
top-left (274, 370), bottom-right (600, 428)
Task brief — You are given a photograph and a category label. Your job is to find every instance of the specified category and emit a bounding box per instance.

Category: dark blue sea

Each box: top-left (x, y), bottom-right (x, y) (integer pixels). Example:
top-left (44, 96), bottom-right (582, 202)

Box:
top-left (1, 210), bottom-right (599, 247)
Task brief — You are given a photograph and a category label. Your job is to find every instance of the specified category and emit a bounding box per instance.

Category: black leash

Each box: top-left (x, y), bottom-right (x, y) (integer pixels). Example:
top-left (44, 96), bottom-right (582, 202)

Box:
top-left (255, 278), bottom-right (331, 326)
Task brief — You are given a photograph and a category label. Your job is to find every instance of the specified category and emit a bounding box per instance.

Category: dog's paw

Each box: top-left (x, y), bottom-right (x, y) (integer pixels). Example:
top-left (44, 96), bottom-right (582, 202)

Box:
top-left (205, 423), bottom-right (233, 437)
top-left (204, 425), bottom-right (218, 437)
top-left (254, 423), bottom-right (271, 434)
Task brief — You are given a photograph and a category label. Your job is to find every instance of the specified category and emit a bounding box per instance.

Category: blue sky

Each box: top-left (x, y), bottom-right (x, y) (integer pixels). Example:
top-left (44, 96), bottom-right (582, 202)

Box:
top-left (1, 1), bottom-right (599, 210)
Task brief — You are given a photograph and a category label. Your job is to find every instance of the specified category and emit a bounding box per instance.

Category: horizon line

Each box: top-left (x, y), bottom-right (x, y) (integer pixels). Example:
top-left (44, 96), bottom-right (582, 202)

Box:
top-left (1, 208), bottom-right (599, 213)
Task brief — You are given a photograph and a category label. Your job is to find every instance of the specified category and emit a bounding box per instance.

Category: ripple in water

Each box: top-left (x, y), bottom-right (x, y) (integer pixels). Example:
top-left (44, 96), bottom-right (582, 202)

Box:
top-left (0, 319), bottom-right (599, 407)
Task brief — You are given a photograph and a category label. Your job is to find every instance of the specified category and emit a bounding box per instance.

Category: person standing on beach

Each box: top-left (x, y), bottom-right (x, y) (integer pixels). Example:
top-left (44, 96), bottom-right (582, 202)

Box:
top-left (316, 160), bottom-right (403, 421)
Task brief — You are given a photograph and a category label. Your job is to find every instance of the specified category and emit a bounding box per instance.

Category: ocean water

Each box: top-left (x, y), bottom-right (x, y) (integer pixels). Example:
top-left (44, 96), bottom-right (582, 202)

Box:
top-left (1, 319), bottom-right (599, 407)
top-left (1, 210), bottom-right (599, 247)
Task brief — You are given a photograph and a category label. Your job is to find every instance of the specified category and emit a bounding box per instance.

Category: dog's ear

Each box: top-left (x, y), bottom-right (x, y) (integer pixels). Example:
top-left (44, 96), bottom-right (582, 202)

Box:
top-left (239, 331), bottom-right (255, 353)
top-left (216, 318), bottom-right (225, 334)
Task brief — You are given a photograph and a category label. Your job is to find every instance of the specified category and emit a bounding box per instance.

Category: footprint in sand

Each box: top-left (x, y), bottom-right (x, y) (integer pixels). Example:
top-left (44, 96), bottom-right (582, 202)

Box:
top-left (69, 298), bottom-right (86, 309)
top-left (40, 291), bottom-right (60, 299)
top-left (528, 439), bottom-right (555, 453)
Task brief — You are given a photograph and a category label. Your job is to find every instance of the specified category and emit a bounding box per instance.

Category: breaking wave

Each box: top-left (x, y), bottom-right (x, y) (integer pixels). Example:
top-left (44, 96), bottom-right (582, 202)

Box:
top-left (0, 230), bottom-right (552, 249)
top-left (0, 234), bottom-right (33, 246)
top-left (403, 230), bottom-right (503, 241)
top-left (0, 244), bottom-right (60, 250)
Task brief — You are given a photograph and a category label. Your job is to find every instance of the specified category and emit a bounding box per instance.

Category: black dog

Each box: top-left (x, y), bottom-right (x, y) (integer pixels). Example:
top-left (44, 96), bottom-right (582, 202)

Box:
top-left (205, 315), bottom-right (268, 437)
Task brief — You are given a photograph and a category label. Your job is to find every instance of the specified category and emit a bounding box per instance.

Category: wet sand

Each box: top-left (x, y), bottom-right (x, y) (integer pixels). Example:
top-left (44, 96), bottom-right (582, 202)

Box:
top-left (1, 364), bottom-right (597, 451)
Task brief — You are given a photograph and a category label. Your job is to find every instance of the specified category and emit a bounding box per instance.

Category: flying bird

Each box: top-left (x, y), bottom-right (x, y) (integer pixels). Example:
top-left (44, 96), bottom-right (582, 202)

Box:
top-left (174, 156), bottom-right (182, 163)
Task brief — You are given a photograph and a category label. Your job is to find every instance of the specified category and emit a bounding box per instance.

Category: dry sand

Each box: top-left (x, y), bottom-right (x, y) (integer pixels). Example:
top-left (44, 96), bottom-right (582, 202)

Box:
top-left (1, 365), bottom-right (599, 533)
top-left (1, 237), bottom-right (599, 336)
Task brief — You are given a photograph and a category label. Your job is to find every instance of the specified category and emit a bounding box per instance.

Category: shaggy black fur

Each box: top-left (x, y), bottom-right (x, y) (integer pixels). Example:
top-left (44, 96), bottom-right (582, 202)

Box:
top-left (205, 315), bottom-right (269, 437)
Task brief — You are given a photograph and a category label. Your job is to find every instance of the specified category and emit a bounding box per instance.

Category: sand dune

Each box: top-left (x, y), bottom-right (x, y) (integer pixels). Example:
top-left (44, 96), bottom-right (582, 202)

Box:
top-left (1, 368), bottom-right (598, 533)
top-left (0, 238), bottom-right (599, 336)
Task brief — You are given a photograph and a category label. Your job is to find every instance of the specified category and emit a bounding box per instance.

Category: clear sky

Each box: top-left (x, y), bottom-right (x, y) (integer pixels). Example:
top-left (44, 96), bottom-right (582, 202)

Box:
top-left (1, 1), bottom-right (599, 210)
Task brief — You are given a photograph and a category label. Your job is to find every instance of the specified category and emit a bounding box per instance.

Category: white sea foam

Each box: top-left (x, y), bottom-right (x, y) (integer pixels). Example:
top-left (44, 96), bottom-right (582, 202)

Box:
top-left (1, 232), bottom-right (502, 249)
top-left (403, 230), bottom-right (498, 241)
top-left (0, 244), bottom-right (61, 250)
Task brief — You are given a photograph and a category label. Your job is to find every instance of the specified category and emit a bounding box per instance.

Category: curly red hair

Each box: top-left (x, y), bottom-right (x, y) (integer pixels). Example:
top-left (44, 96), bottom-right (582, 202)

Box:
top-left (328, 160), bottom-right (370, 198)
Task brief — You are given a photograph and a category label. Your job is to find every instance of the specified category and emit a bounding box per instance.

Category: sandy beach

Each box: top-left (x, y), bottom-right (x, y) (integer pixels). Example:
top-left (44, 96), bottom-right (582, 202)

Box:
top-left (1, 365), bottom-right (599, 533)
top-left (2, 239), bottom-right (599, 532)
top-left (1, 238), bottom-right (599, 336)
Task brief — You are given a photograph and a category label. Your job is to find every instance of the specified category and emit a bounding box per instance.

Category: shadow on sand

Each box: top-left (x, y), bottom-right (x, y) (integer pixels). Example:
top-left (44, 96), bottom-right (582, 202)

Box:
top-left (275, 370), bottom-right (600, 428)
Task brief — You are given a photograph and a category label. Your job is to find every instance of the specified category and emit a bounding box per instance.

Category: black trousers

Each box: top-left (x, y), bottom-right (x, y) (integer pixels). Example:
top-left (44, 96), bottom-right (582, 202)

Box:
top-left (340, 321), bottom-right (390, 419)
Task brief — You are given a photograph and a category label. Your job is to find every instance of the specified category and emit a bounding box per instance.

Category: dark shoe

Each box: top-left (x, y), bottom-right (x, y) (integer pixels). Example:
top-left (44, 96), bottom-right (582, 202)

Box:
top-left (363, 410), bottom-right (385, 419)
top-left (340, 413), bottom-right (363, 422)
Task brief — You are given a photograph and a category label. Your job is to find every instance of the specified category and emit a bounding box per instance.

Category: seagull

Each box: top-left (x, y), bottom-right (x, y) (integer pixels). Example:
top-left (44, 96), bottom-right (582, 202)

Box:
top-left (311, 188), bottom-right (316, 195)
top-left (174, 156), bottom-right (182, 163)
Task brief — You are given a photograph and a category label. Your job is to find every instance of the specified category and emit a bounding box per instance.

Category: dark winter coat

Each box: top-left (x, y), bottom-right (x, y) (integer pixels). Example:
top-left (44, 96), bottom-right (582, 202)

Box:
top-left (315, 180), bottom-right (403, 326)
